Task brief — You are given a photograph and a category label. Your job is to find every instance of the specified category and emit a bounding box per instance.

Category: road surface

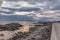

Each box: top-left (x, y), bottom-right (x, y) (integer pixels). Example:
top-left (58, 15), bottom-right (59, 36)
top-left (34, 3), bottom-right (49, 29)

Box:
top-left (51, 23), bottom-right (60, 40)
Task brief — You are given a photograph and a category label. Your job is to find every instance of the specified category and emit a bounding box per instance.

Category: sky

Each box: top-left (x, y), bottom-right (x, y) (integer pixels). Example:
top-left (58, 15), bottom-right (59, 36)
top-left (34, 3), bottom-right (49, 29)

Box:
top-left (0, 0), bottom-right (60, 22)
top-left (3, 0), bottom-right (60, 10)
top-left (0, 0), bottom-right (60, 9)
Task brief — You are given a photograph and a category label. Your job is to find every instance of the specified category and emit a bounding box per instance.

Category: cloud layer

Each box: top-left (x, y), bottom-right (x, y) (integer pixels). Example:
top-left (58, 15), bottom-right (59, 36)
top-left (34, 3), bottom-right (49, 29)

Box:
top-left (0, 0), bottom-right (60, 22)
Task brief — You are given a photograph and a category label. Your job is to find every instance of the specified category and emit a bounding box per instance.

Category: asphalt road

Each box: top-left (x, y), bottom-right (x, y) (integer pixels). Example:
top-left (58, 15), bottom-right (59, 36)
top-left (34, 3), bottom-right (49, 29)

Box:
top-left (51, 23), bottom-right (60, 40)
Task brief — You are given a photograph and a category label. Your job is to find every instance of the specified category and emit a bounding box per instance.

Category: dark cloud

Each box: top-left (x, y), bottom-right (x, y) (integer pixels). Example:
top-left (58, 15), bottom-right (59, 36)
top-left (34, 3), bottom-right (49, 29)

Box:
top-left (52, 6), bottom-right (60, 10)
top-left (0, 15), bottom-right (36, 21)
top-left (0, 0), bottom-right (2, 6)
top-left (2, 7), bottom-right (40, 12)
top-left (48, 0), bottom-right (60, 10)
top-left (19, 7), bottom-right (40, 12)
top-left (5, 0), bottom-right (47, 4)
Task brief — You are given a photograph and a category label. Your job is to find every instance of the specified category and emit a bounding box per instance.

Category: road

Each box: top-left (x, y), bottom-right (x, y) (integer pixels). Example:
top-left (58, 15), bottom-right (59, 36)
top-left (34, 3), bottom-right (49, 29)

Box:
top-left (51, 23), bottom-right (60, 40)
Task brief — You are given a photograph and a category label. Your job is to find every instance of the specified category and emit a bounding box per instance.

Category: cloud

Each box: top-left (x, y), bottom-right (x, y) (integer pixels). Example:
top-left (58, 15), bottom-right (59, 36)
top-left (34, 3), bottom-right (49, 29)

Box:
top-left (46, 0), bottom-right (60, 10)
top-left (1, 0), bottom-right (45, 12)
top-left (0, 15), bottom-right (35, 21)
top-left (52, 5), bottom-right (60, 10)
top-left (1, 0), bottom-right (60, 12)
top-left (19, 7), bottom-right (40, 12)
top-left (1, 1), bottom-right (47, 8)
top-left (32, 10), bottom-right (60, 21)
top-left (0, 0), bottom-right (60, 22)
